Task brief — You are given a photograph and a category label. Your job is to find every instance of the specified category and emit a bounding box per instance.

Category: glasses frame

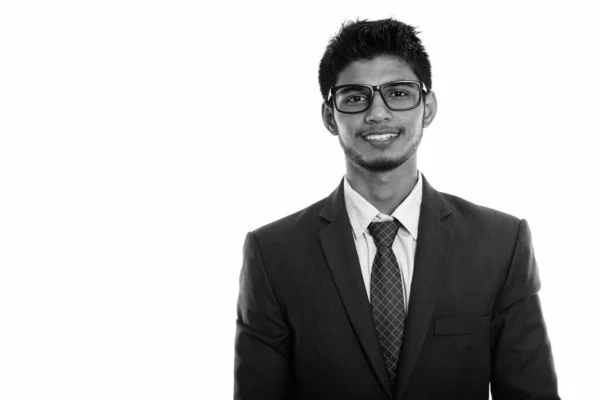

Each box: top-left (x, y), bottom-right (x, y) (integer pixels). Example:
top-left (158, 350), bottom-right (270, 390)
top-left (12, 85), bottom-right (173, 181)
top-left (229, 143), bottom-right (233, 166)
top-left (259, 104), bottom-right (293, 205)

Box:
top-left (328, 80), bottom-right (429, 114)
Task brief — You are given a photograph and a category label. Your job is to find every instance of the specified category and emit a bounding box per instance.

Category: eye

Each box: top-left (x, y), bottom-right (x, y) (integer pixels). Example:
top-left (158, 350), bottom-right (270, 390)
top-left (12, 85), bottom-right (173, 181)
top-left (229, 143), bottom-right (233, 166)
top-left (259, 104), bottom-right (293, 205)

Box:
top-left (346, 95), bottom-right (368, 103)
top-left (389, 90), bottom-right (408, 97)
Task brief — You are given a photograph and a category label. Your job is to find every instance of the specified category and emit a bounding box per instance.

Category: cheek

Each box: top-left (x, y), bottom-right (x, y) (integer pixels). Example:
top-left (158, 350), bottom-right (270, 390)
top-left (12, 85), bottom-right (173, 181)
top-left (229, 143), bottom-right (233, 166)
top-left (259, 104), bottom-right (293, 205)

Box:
top-left (334, 115), bottom-right (362, 138)
top-left (403, 113), bottom-right (425, 132)
top-left (408, 119), bottom-right (422, 131)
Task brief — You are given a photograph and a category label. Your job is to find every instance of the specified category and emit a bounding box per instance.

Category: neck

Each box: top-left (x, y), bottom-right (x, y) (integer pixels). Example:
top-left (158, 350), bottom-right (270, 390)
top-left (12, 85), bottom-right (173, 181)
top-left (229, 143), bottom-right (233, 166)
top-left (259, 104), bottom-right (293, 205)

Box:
top-left (346, 156), bottom-right (418, 215)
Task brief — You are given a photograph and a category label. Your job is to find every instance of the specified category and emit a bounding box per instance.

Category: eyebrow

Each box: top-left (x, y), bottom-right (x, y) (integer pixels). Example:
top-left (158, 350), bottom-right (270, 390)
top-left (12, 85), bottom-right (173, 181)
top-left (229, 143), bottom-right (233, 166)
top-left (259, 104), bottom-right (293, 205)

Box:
top-left (336, 80), bottom-right (416, 87)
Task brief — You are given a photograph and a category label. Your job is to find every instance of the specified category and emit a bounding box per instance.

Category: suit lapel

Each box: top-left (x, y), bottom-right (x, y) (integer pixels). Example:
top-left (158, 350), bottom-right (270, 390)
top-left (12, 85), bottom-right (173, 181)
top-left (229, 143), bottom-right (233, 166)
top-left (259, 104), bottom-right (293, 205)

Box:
top-left (317, 176), bottom-right (454, 400)
top-left (394, 176), bottom-right (454, 399)
top-left (318, 180), bottom-right (394, 399)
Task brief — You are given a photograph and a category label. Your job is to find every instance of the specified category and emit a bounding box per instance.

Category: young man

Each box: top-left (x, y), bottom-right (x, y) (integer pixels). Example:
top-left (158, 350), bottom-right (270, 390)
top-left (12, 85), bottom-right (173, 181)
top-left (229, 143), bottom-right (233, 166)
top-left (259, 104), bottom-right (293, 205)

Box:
top-left (234, 19), bottom-right (560, 400)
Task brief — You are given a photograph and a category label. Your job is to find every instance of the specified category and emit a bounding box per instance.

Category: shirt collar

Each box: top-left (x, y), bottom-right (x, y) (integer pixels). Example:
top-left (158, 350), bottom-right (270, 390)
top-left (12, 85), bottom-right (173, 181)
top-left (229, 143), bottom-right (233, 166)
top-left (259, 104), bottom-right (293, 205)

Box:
top-left (343, 171), bottom-right (423, 241)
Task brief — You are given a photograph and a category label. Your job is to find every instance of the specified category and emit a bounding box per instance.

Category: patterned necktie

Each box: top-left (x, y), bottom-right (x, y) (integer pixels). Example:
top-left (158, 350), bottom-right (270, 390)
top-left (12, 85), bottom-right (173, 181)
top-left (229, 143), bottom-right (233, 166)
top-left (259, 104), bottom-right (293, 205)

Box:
top-left (368, 219), bottom-right (406, 385)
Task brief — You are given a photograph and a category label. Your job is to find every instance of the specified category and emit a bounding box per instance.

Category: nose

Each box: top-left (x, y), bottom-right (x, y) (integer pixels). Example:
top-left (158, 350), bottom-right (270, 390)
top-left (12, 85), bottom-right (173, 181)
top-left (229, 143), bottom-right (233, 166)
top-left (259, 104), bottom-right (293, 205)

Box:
top-left (365, 90), bottom-right (392, 123)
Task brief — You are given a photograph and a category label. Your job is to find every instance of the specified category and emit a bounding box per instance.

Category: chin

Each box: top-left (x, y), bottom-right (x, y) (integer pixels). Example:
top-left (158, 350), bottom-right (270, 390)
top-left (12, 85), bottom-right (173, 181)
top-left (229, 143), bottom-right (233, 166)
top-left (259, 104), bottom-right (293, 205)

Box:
top-left (353, 156), bottom-right (406, 172)
top-left (341, 135), bottom-right (420, 173)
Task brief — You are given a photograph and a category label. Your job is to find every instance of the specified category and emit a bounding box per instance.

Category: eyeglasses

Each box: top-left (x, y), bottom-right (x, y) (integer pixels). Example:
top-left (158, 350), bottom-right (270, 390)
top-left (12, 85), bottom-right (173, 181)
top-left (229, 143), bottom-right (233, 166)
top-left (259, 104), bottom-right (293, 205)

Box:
top-left (328, 80), bottom-right (428, 114)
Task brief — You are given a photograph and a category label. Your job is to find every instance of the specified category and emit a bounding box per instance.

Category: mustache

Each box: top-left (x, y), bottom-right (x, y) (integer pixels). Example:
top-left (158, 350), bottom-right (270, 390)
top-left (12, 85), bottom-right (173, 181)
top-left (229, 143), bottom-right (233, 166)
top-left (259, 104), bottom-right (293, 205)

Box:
top-left (359, 127), bottom-right (404, 137)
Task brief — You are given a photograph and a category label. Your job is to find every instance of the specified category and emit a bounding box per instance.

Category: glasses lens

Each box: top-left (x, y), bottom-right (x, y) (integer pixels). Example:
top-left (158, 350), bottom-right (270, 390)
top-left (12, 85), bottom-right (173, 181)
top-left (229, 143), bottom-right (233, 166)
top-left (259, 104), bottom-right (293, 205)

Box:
top-left (334, 86), bottom-right (372, 113)
top-left (382, 82), bottom-right (421, 110)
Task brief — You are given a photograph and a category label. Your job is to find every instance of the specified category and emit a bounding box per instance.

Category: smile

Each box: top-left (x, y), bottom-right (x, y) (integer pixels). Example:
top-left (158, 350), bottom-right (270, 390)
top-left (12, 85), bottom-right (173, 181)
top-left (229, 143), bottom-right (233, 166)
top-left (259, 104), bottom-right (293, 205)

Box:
top-left (364, 133), bottom-right (399, 141)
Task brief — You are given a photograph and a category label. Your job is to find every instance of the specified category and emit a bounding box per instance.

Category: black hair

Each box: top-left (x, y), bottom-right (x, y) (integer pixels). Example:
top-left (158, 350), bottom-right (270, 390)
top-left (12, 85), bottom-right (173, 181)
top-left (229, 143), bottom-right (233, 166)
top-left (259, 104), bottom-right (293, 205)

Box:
top-left (318, 18), bottom-right (432, 101)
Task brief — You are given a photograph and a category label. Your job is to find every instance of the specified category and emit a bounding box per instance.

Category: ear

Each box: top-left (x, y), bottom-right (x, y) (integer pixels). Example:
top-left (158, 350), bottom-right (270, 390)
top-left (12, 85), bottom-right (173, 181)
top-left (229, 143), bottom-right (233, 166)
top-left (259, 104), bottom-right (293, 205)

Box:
top-left (422, 91), bottom-right (437, 128)
top-left (321, 102), bottom-right (338, 136)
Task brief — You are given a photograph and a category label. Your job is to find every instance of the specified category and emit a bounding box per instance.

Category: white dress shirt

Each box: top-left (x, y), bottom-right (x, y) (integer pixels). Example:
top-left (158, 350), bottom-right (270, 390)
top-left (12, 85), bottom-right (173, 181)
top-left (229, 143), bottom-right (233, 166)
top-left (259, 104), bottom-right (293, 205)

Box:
top-left (343, 172), bottom-right (423, 310)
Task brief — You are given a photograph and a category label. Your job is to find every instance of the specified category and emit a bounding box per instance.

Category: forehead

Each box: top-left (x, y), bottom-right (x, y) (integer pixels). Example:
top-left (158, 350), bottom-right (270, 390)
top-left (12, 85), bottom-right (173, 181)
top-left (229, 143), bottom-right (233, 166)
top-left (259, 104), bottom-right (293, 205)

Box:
top-left (335, 55), bottom-right (418, 86)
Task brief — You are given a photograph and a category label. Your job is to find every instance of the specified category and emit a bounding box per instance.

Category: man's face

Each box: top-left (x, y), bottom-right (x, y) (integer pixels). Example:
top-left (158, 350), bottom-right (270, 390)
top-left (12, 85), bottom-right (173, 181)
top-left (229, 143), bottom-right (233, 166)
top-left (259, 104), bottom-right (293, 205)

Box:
top-left (322, 55), bottom-right (436, 172)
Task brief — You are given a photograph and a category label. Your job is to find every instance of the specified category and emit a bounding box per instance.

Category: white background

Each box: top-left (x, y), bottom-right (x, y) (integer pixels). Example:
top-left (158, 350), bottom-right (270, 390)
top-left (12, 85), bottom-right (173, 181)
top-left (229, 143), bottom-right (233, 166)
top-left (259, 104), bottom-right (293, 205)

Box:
top-left (1, 1), bottom-right (598, 399)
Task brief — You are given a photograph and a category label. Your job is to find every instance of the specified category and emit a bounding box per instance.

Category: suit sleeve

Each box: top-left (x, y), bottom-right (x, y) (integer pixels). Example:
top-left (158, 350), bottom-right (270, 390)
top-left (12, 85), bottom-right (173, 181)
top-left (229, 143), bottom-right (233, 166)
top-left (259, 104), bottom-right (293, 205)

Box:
top-left (234, 232), bottom-right (292, 400)
top-left (490, 219), bottom-right (560, 399)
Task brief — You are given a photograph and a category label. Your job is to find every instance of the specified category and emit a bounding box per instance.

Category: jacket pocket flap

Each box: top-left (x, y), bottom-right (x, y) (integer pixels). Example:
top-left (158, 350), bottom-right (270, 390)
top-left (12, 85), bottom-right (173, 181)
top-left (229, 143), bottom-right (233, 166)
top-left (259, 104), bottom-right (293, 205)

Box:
top-left (434, 315), bottom-right (491, 335)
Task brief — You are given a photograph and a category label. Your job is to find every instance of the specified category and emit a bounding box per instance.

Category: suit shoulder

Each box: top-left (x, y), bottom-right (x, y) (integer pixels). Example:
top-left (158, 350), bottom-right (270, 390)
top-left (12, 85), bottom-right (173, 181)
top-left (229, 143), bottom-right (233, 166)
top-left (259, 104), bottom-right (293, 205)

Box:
top-left (250, 196), bottom-right (327, 241)
top-left (439, 191), bottom-right (522, 233)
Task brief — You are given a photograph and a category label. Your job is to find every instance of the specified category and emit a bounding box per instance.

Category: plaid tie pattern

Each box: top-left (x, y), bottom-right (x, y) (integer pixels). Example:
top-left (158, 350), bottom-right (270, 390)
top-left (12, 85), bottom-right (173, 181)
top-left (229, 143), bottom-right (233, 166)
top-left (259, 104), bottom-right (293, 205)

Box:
top-left (368, 219), bottom-right (406, 385)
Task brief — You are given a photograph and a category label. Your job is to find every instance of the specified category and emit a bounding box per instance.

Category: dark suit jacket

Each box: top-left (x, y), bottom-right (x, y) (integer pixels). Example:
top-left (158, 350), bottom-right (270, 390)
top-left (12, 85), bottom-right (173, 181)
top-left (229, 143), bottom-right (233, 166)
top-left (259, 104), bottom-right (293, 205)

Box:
top-left (234, 176), bottom-right (560, 399)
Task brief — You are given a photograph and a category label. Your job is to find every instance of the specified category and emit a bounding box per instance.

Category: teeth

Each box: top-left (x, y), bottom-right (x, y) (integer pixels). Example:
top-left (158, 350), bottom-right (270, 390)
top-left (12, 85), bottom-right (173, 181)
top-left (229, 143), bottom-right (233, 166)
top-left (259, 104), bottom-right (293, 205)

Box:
top-left (365, 133), bottom-right (398, 141)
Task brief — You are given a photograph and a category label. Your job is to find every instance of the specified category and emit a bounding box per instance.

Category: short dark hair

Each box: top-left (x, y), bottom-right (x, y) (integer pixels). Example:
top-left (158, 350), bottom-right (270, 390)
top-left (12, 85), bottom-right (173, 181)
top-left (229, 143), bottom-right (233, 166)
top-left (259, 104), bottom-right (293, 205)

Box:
top-left (318, 18), bottom-right (432, 101)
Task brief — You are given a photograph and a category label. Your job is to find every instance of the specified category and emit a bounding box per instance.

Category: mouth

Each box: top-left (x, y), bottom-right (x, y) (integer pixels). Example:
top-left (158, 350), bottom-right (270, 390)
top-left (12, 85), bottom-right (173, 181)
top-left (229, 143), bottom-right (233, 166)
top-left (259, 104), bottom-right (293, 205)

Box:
top-left (361, 130), bottom-right (401, 145)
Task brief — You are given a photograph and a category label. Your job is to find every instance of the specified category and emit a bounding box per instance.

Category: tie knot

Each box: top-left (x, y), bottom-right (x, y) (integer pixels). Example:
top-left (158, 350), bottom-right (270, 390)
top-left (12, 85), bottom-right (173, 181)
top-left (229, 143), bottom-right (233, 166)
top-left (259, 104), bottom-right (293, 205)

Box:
top-left (368, 219), bottom-right (401, 248)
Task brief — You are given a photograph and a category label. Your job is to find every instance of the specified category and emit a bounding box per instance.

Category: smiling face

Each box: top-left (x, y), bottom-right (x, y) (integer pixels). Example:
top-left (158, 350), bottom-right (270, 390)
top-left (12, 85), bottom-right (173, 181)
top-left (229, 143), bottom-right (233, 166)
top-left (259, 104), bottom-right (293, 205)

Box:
top-left (322, 55), bottom-right (437, 173)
